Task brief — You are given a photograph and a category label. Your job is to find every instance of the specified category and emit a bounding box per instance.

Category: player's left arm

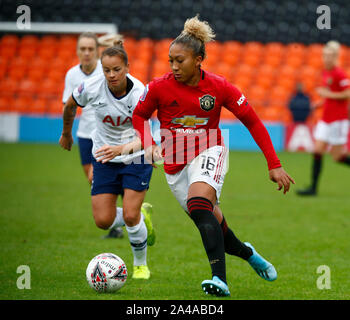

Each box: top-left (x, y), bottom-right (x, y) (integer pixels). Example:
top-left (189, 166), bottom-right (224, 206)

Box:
top-left (316, 87), bottom-right (350, 99)
top-left (59, 94), bottom-right (78, 151)
top-left (317, 72), bottom-right (350, 99)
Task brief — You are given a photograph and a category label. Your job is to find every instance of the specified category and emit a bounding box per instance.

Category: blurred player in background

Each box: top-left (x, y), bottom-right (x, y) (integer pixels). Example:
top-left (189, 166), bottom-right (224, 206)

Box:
top-left (62, 32), bottom-right (124, 238)
top-left (59, 40), bottom-right (156, 280)
top-left (132, 15), bottom-right (295, 296)
top-left (297, 41), bottom-right (350, 196)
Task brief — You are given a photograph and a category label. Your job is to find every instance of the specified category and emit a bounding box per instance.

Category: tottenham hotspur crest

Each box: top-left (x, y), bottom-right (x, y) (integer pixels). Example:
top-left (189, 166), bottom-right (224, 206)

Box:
top-left (199, 94), bottom-right (216, 111)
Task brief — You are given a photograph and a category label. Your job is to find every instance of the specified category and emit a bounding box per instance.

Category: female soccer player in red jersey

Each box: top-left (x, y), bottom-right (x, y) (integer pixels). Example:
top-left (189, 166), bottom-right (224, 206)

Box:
top-left (297, 41), bottom-right (350, 196)
top-left (132, 16), bottom-right (295, 296)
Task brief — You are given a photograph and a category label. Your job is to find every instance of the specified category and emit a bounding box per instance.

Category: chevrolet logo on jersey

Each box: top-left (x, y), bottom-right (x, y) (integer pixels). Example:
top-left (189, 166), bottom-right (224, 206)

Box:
top-left (171, 115), bottom-right (209, 128)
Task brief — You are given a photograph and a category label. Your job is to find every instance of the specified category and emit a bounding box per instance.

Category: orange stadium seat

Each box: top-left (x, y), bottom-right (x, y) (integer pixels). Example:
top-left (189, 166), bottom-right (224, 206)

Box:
top-left (19, 79), bottom-right (39, 96)
top-left (268, 86), bottom-right (290, 108)
top-left (222, 41), bottom-right (242, 56)
top-left (247, 85), bottom-right (267, 109)
top-left (214, 62), bottom-right (232, 80)
top-left (59, 35), bottom-right (77, 49)
top-left (0, 34), bottom-right (19, 47)
top-left (27, 68), bottom-right (45, 82)
top-left (18, 46), bottom-right (37, 60)
top-left (20, 35), bottom-right (39, 49)
top-left (265, 42), bottom-right (285, 55)
top-left (47, 100), bottom-right (63, 114)
top-left (29, 97), bottom-right (48, 114)
top-left (0, 96), bottom-right (14, 112)
top-left (0, 46), bottom-right (17, 59)
top-left (0, 78), bottom-right (18, 96)
top-left (123, 37), bottom-right (137, 60)
top-left (37, 46), bottom-right (56, 60)
top-left (12, 95), bottom-right (32, 113)
top-left (286, 43), bottom-right (306, 58)
top-left (40, 35), bottom-right (58, 48)
top-left (38, 80), bottom-right (63, 99)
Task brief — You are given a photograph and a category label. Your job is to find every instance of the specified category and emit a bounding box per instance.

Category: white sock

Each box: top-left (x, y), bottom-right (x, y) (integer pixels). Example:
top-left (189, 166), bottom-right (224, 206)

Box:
top-left (109, 207), bottom-right (145, 230)
top-left (109, 207), bottom-right (125, 229)
top-left (125, 215), bottom-right (147, 266)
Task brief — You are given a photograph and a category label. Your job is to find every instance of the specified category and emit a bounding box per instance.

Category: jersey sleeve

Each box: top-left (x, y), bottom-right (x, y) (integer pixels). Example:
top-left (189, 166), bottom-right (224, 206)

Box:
top-left (72, 82), bottom-right (88, 108)
top-left (132, 82), bottom-right (159, 148)
top-left (62, 71), bottom-right (74, 104)
top-left (337, 69), bottom-right (350, 90)
top-left (222, 80), bottom-right (281, 170)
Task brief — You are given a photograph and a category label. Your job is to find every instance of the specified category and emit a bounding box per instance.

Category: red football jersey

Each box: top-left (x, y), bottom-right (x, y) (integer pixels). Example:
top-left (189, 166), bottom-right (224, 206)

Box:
top-left (133, 70), bottom-right (281, 174)
top-left (321, 66), bottom-right (350, 123)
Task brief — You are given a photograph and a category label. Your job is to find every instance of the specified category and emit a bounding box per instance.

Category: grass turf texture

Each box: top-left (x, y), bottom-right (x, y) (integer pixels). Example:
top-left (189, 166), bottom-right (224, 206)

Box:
top-left (0, 143), bottom-right (349, 300)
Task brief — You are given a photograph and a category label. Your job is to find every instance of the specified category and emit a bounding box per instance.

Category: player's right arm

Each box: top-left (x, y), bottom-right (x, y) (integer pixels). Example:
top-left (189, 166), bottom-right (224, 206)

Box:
top-left (59, 94), bottom-right (78, 151)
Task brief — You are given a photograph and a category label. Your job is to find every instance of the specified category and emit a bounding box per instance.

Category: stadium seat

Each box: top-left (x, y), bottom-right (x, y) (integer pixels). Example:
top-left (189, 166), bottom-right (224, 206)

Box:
top-left (37, 46), bottom-right (56, 60)
top-left (13, 95), bottom-right (36, 113)
top-left (0, 96), bottom-right (14, 112)
top-left (47, 100), bottom-right (64, 115)
top-left (19, 79), bottom-right (39, 96)
top-left (0, 78), bottom-right (18, 97)
top-left (20, 35), bottom-right (39, 49)
top-left (28, 97), bottom-right (48, 114)
top-left (0, 46), bottom-right (17, 60)
top-left (39, 80), bottom-right (63, 99)
top-left (18, 46), bottom-right (37, 60)
top-left (0, 34), bottom-right (19, 47)
top-left (40, 35), bottom-right (59, 48)
top-left (247, 85), bottom-right (267, 109)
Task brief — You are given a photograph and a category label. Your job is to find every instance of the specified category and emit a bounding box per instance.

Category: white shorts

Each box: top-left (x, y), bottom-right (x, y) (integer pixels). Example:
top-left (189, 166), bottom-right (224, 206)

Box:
top-left (314, 120), bottom-right (349, 145)
top-left (165, 145), bottom-right (229, 213)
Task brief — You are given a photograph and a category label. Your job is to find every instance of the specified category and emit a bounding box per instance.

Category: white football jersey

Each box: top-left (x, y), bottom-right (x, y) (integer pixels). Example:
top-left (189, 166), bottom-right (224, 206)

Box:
top-left (72, 73), bottom-right (145, 163)
top-left (62, 60), bottom-right (103, 139)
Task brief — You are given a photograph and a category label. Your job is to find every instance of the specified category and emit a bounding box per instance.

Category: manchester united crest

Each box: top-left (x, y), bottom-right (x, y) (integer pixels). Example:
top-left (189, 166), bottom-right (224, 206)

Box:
top-left (199, 94), bottom-right (216, 111)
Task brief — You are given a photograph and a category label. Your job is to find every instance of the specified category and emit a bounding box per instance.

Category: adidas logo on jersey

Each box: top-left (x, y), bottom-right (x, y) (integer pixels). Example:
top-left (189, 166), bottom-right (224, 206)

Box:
top-left (169, 100), bottom-right (179, 107)
top-left (201, 171), bottom-right (211, 177)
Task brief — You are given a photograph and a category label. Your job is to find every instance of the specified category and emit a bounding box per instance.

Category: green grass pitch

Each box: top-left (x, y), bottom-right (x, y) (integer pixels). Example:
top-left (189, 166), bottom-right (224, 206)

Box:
top-left (0, 142), bottom-right (349, 300)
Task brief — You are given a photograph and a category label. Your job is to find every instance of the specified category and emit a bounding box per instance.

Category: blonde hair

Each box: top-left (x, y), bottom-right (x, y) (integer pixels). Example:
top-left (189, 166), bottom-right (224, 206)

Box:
top-left (182, 15), bottom-right (215, 44)
top-left (324, 40), bottom-right (340, 54)
top-left (98, 33), bottom-right (124, 48)
top-left (171, 15), bottom-right (215, 60)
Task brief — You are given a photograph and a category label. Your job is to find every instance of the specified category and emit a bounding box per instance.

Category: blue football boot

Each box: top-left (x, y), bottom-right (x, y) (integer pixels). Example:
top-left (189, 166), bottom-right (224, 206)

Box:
top-left (201, 276), bottom-right (230, 297)
top-left (245, 242), bottom-right (277, 281)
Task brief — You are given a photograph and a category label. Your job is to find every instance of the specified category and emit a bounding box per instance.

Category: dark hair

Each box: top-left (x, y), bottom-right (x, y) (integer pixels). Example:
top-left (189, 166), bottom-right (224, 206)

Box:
top-left (171, 15), bottom-right (215, 60)
top-left (77, 32), bottom-right (99, 49)
top-left (101, 45), bottom-right (128, 65)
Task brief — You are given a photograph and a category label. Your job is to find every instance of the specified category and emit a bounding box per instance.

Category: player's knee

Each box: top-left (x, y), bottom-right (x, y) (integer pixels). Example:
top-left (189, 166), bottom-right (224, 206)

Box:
top-left (187, 197), bottom-right (214, 216)
top-left (94, 214), bottom-right (113, 230)
top-left (123, 209), bottom-right (140, 227)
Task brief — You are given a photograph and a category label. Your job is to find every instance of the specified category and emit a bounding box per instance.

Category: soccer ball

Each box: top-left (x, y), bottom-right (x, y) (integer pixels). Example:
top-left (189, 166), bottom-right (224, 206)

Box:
top-left (86, 253), bottom-right (127, 293)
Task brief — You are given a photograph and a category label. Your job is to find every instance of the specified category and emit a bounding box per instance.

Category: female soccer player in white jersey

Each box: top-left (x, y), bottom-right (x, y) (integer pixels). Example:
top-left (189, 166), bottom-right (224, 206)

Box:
top-left (59, 43), bottom-right (155, 280)
top-left (62, 32), bottom-right (124, 239)
top-left (62, 32), bottom-right (102, 184)
top-left (132, 16), bottom-right (295, 295)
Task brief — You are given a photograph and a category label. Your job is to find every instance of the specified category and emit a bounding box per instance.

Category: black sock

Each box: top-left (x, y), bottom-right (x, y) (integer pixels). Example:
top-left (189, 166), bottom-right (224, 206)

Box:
top-left (311, 153), bottom-right (323, 190)
top-left (220, 217), bottom-right (253, 260)
top-left (338, 155), bottom-right (350, 166)
top-left (187, 197), bottom-right (226, 284)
